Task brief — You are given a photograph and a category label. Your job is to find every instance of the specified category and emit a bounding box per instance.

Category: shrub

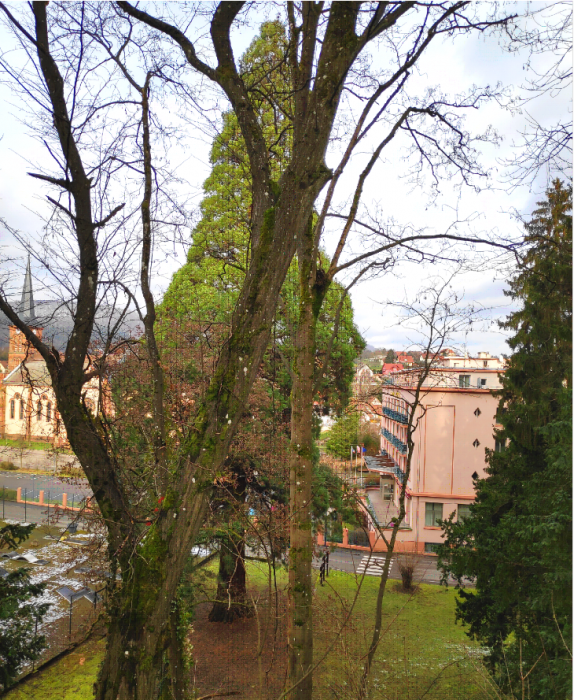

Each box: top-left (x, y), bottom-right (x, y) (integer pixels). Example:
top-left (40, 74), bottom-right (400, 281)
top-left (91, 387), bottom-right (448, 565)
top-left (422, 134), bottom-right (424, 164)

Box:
top-left (0, 461), bottom-right (17, 471)
top-left (396, 551), bottom-right (417, 592)
top-left (0, 488), bottom-right (17, 502)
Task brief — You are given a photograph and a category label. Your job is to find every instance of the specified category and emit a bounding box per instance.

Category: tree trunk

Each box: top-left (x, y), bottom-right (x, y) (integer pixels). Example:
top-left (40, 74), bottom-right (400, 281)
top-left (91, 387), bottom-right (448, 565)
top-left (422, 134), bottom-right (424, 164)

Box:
top-left (209, 463), bottom-right (252, 623)
top-left (209, 531), bottom-right (251, 623)
top-left (287, 257), bottom-right (318, 700)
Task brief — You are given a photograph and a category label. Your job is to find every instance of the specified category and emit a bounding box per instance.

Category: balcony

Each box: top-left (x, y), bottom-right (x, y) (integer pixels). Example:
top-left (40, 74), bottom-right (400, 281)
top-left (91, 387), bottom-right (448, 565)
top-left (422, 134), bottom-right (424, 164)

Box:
top-left (382, 406), bottom-right (408, 424)
top-left (364, 455), bottom-right (407, 484)
top-left (381, 427), bottom-right (407, 455)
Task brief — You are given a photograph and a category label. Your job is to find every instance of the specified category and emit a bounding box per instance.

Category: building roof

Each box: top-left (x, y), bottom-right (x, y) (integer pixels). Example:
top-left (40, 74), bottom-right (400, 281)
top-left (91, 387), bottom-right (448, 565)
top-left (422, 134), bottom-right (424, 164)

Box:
top-left (3, 360), bottom-right (52, 386)
top-left (20, 255), bottom-right (36, 324)
top-left (382, 363), bottom-right (404, 374)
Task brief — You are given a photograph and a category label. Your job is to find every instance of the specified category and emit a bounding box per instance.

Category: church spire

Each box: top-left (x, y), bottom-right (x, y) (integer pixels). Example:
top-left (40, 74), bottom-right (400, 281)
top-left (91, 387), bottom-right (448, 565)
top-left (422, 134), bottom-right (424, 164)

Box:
top-left (20, 254), bottom-right (35, 323)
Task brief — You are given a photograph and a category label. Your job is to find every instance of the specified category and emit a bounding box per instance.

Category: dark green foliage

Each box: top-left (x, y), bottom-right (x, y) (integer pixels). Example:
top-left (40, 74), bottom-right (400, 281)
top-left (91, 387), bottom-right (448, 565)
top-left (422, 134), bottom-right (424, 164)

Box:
top-left (0, 524), bottom-right (49, 691)
top-left (312, 462), bottom-right (357, 528)
top-left (437, 180), bottom-right (572, 699)
top-left (384, 349), bottom-right (396, 363)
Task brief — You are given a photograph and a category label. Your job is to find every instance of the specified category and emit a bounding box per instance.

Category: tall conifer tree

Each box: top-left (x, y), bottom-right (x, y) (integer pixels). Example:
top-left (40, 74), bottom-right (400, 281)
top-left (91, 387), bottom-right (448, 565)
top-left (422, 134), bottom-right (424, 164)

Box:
top-left (438, 179), bottom-right (572, 699)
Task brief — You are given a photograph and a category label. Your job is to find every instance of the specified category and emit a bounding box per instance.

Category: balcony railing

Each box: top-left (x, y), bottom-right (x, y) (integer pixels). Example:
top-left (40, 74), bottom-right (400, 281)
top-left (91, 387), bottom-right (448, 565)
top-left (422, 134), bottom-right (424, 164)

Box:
top-left (381, 427), bottom-right (407, 455)
top-left (382, 406), bottom-right (408, 424)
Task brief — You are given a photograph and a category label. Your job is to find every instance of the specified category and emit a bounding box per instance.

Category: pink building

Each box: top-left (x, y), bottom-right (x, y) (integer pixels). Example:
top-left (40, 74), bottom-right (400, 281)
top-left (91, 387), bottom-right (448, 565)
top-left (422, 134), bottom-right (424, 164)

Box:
top-left (360, 378), bottom-right (503, 554)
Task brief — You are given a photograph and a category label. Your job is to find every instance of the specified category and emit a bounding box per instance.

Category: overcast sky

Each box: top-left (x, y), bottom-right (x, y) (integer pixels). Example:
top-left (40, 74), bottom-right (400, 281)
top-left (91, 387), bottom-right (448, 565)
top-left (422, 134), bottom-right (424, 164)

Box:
top-left (0, 2), bottom-right (571, 357)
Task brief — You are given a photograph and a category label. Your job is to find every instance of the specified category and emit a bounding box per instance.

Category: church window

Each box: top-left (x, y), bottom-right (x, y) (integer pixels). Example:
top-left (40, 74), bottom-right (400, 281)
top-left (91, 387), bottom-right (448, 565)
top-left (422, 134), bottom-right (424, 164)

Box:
top-left (46, 402), bottom-right (52, 421)
top-left (19, 401), bottom-right (24, 420)
top-left (10, 400), bottom-right (15, 419)
top-left (37, 401), bottom-right (42, 420)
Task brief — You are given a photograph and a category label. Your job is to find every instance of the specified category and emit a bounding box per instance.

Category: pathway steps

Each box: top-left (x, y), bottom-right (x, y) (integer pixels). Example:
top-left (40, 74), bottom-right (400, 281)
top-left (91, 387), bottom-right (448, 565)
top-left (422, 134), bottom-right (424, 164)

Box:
top-left (356, 555), bottom-right (393, 576)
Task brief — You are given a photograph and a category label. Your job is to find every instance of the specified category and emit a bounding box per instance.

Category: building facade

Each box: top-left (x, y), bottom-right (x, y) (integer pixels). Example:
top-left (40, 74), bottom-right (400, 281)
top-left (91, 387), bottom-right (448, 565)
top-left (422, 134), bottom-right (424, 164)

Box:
top-left (360, 367), bottom-right (504, 554)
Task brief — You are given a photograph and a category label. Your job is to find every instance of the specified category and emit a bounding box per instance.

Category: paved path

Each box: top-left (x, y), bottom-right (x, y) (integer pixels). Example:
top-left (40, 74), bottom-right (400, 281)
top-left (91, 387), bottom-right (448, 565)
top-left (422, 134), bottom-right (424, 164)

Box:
top-left (0, 446), bottom-right (78, 473)
top-left (0, 500), bottom-right (73, 526)
top-left (0, 472), bottom-right (91, 500)
top-left (313, 548), bottom-right (460, 586)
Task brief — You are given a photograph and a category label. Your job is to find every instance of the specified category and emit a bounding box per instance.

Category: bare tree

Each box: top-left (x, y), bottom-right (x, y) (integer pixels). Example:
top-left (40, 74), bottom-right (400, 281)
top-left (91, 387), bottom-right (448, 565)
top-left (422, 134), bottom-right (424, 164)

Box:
top-left (501, 1), bottom-right (572, 188)
top-left (354, 274), bottom-right (488, 699)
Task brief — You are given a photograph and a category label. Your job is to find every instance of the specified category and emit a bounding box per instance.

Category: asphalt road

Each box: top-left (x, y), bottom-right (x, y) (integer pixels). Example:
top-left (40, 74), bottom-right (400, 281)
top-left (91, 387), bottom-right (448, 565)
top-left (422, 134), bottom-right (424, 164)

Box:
top-left (313, 547), bottom-right (461, 586)
top-left (0, 500), bottom-right (73, 526)
top-left (0, 472), bottom-right (92, 500)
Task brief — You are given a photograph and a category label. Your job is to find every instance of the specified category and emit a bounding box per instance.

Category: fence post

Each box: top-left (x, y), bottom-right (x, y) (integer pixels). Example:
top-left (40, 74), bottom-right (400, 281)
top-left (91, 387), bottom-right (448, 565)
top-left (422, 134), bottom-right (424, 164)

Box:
top-left (32, 616), bottom-right (38, 672)
top-left (69, 599), bottom-right (72, 641)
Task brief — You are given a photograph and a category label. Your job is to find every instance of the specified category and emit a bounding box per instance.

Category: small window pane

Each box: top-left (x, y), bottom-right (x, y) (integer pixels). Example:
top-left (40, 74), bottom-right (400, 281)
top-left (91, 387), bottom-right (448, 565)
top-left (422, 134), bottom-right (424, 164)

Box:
top-left (458, 504), bottom-right (471, 521)
top-left (425, 502), bottom-right (443, 527)
top-left (10, 400), bottom-right (15, 419)
top-left (19, 401), bottom-right (24, 419)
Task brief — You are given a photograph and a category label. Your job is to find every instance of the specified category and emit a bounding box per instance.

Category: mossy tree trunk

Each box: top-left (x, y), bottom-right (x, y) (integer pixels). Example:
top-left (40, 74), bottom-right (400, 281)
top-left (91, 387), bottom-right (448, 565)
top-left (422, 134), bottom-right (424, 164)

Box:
top-left (288, 299), bottom-right (317, 699)
top-left (0, 5), bottom-right (398, 700)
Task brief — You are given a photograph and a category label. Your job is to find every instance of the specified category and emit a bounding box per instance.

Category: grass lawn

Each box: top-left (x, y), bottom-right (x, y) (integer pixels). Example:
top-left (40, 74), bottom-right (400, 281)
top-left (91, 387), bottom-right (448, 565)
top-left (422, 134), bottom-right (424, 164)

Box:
top-left (4, 560), bottom-right (493, 700)
top-left (4, 636), bottom-right (106, 700)
top-left (0, 439), bottom-right (73, 454)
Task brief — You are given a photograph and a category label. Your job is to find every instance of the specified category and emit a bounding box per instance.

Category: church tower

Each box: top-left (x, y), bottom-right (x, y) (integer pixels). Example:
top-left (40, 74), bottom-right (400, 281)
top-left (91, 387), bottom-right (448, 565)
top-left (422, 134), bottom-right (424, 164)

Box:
top-left (7, 256), bottom-right (43, 371)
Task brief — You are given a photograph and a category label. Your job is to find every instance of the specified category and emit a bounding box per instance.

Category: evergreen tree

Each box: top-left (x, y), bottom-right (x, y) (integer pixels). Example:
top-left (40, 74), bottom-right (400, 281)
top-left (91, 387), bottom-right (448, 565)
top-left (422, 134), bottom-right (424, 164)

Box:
top-left (438, 180), bottom-right (572, 699)
top-left (0, 524), bottom-right (49, 691)
top-left (158, 22), bottom-right (363, 623)
top-left (324, 413), bottom-right (360, 460)
top-left (384, 349), bottom-right (396, 363)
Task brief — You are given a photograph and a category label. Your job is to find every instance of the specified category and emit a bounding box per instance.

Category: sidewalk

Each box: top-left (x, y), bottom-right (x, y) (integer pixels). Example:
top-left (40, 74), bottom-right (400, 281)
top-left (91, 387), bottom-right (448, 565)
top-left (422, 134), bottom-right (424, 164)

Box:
top-left (0, 446), bottom-right (78, 472)
top-left (0, 500), bottom-right (73, 526)
top-left (364, 488), bottom-right (402, 525)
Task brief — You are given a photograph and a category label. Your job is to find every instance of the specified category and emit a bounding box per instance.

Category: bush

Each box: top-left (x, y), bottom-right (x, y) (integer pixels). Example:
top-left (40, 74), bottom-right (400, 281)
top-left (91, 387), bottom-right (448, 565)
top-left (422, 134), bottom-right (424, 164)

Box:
top-left (0, 461), bottom-right (17, 471)
top-left (396, 551), bottom-right (417, 592)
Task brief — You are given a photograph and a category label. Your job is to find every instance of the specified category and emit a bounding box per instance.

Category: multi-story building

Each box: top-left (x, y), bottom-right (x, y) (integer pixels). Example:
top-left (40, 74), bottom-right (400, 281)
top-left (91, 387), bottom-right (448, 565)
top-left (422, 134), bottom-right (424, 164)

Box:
top-left (359, 364), bottom-right (504, 554)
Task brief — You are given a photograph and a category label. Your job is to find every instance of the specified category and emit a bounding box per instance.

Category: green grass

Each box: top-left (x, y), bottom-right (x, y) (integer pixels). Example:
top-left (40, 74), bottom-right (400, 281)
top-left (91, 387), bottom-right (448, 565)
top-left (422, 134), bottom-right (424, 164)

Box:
top-left (4, 636), bottom-right (106, 700)
top-left (0, 439), bottom-right (72, 454)
top-left (4, 561), bottom-right (491, 700)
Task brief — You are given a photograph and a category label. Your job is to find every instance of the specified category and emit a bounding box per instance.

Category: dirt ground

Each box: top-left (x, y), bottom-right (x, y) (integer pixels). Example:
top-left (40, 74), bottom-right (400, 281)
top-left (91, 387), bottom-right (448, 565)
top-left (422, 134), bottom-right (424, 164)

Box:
top-left (191, 593), bottom-right (289, 699)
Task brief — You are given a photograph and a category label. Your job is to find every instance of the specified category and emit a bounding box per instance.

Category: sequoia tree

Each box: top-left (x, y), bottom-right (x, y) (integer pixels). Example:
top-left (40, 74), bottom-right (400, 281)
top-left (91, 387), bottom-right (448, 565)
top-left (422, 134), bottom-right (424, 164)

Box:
top-left (438, 180), bottom-right (572, 699)
top-left (158, 22), bottom-right (364, 624)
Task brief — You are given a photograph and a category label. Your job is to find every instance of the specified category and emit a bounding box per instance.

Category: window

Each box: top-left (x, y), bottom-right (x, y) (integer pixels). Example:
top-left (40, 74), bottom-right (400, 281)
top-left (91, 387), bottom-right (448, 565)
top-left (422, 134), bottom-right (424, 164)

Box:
top-left (458, 504), bottom-right (471, 521)
top-left (37, 401), bottom-right (42, 421)
top-left (459, 374), bottom-right (470, 388)
top-left (483, 360), bottom-right (488, 368)
top-left (382, 482), bottom-right (394, 502)
top-left (424, 542), bottom-right (439, 554)
top-left (19, 401), bottom-right (24, 420)
top-left (9, 400), bottom-right (15, 419)
top-left (425, 502), bottom-right (443, 527)
top-left (495, 439), bottom-right (506, 453)
top-left (46, 402), bottom-right (52, 421)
